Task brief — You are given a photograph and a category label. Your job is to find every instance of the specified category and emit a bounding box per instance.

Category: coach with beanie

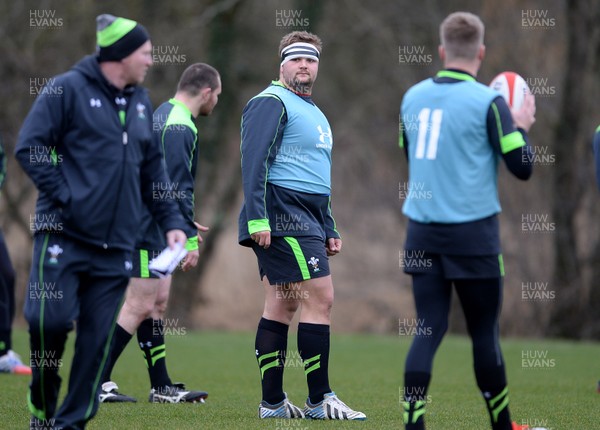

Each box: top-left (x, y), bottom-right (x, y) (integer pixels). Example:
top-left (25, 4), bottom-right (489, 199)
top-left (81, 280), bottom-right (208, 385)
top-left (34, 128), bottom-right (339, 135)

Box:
top-left (16, 14), bottom-right (187, 429)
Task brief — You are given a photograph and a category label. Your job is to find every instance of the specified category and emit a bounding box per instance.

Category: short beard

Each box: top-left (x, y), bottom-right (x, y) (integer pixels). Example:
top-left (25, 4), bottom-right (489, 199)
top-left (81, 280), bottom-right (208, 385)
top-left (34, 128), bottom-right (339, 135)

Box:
top-left (285, 76), bottom-right (313, 95)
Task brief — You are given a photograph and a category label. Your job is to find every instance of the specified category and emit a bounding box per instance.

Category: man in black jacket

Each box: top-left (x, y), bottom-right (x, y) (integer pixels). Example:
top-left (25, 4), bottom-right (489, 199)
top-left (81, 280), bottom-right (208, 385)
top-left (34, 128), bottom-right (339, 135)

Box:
top-left (16, 14), bottom-right (187, 430)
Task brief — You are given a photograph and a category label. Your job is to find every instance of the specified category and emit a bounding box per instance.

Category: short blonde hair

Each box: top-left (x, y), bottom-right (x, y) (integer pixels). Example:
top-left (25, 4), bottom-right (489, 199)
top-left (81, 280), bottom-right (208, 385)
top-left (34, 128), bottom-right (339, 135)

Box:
top-left (440, 12), bottom-right (484, 61)
top-left (278, 31), bottom-right (322, 56)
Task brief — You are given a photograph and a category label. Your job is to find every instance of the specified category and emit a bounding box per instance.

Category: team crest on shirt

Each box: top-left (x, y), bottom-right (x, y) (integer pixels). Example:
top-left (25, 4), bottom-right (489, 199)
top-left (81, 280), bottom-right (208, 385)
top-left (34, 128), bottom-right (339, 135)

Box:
top-left (307, 256), bottom-right (320, 273)
top-left (47, 244), bottom-right (63, 264)
top-left (136, 103), bottom-right (147, 119)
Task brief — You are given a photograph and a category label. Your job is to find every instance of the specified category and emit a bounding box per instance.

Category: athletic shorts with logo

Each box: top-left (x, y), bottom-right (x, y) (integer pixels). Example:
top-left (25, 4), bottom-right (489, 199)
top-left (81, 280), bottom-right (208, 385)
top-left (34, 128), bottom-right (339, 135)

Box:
top-left (252, 236), bottom-right (330, 284)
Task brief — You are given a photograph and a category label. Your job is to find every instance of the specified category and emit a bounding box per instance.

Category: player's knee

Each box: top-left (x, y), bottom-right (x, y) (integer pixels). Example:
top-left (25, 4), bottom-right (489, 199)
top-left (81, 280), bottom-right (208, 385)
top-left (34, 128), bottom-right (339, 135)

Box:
top-left (122, 299), bottom-right (154, 320)
top-left (282, 299), bottom-right (300, 316)
top-left (431, 318), bottom-right (449, 340)
top-left (268, 298), bottom-right (299, 323)
top-left (313, 286), bottom-right (334, 314)
top-left (152, 301), bottom-right (167, 319)
top-left (303, 293), bottom-right (332, 319)
top-left (322, 289), bottom-right (334, 309)
top-left (154, 293), bottom-right (168, 314)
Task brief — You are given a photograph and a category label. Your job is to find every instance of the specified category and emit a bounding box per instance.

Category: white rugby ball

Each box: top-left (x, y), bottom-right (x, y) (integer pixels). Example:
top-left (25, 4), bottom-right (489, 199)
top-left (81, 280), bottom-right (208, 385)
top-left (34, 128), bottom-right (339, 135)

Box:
top-left (489, 71), bottom-right (529, 109)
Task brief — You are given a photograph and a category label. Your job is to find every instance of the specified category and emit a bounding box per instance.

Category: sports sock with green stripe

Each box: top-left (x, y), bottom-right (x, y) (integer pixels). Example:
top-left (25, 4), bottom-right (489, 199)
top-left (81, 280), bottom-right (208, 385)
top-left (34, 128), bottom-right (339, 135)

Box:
top-left (476, 365), bottom-right (512, 430)
top-left (137, 318), bottom-right (172, 389)
top-left (255, 317), bottom-right (288, 405)
top-left (102, 323), bottom-right (132, 383)
top-left (298, 322), bottom-right (331, 404)
top-left (402, 371), bottom-right (430, 430)
top-left (0, 331), bottom-right (10, 356)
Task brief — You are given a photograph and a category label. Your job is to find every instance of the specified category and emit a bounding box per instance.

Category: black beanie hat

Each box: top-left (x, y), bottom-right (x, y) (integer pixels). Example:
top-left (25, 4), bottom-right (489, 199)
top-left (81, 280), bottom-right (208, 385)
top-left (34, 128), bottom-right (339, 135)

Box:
top-left (96, 14), bottom-right (150, 62)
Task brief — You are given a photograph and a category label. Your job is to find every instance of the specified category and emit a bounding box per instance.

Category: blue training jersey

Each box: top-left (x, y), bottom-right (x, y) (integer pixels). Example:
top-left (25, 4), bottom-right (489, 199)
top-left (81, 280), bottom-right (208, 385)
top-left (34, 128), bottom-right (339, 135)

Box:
top-left (257, 82), bottom-right (333, 194)
top-left (401, 73), bottom-right (502, 223)
top-left (238, 81), bottom-right (339, 245)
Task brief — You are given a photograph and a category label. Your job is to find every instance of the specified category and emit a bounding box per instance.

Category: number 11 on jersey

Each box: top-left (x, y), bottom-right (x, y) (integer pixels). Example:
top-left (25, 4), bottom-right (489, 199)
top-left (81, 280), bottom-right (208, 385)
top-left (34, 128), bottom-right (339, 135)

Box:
top-left (415, 108), bottom-right (443, 160)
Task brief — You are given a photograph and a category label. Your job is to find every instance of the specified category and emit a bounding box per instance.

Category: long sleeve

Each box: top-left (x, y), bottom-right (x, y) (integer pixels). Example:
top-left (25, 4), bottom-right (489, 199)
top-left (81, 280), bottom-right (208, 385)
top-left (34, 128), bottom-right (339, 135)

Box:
top-left (140, 104), bottom-right (187, 237)
top-left (325, 195), bottom-right (340, 239)
top-left (162, 125), bottom-right (198, 245)
top-left (240, 95), bottom-right (287, 235)
top-left (486, 95), bottom-right (533, 180)
top-left (15, 78), bottom-right (71, 206)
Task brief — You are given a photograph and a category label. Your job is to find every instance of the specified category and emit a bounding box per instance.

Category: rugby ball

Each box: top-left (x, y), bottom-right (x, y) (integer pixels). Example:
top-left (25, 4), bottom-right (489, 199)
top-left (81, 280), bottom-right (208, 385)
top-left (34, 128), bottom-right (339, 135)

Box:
top-left (489, 71), bottom-right (529, 110)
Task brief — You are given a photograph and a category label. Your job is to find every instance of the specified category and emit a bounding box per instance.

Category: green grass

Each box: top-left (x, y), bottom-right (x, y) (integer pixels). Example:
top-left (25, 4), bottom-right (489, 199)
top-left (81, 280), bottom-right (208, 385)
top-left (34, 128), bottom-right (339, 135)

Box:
top-left (1, 329), bottom-right (599, 429)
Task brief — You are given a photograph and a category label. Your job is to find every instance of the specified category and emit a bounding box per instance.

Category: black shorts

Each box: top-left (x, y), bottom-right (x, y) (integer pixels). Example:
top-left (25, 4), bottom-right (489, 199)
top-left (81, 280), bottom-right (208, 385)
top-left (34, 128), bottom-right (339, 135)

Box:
top-left (401, 251), bottom-right (504, 279)
top-left (131, 248), bottom-right (162, 279)
top-left (252, 236), bottom-right (330, 284)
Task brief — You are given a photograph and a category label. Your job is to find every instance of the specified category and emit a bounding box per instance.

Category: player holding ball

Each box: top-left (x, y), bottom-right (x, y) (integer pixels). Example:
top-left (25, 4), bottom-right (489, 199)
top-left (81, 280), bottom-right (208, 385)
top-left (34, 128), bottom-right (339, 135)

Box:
top-left (399, 11), bottom-right (542, 430)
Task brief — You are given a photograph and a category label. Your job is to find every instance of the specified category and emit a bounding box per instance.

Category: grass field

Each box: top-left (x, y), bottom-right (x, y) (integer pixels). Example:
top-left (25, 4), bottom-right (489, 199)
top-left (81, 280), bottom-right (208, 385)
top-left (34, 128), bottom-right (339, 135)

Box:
top-left (1, 328), bottom-right (598, 429)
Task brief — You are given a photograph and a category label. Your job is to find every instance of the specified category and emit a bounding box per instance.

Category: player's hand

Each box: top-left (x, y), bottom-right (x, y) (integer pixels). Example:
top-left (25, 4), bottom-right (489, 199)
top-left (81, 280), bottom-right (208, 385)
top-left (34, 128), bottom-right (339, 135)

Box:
top-left (326, 238), bottom-right (342, 256)
top-left (251, 230), bottom-right (271, 249)
top-left (511, 92), bottom-right (536, 132)
top-left (182, 249), bottom-right (199, 271)
top-left (166, 229), bottom-right (187, 250)
top-left (194, 221), bottom-right (209, 244)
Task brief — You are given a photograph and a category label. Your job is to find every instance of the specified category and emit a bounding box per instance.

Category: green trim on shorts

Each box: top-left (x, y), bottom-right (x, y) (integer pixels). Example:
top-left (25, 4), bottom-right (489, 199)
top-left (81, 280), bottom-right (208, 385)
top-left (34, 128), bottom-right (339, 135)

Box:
top-left (498, 253), bottom-right (505, 277)
top-left (283, 237), bottom-right (311, 281)
top-left (140, 249), bottom-right (150, 278)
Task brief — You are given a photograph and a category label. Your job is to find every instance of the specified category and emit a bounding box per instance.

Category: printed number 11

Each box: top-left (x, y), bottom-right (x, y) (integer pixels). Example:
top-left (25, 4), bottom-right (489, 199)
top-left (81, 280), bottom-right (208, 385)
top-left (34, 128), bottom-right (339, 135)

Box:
top-left (415, 108), bottom-right (443, 160)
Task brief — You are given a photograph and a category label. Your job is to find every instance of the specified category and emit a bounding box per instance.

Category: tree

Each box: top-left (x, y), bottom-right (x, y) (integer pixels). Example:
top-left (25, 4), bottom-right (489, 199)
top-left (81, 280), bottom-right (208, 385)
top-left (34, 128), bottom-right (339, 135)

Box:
top-left (548, 0), bottom-right (600, 339)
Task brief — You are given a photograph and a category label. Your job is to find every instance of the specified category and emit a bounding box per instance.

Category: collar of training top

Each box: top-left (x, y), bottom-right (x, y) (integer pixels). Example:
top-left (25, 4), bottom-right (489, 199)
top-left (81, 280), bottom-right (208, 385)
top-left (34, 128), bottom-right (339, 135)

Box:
top-left (280, 42), bottom-right (320, 65)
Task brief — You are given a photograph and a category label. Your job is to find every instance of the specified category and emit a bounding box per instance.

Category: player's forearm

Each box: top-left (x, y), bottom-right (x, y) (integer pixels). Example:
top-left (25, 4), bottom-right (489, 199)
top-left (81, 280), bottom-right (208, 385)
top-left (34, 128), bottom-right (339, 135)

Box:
top-left (325, 196), bottom-right (340, 239)
top-left (503, 129), bottom-right (533, 180)
top-left (177, 192), bottom-right (197, 239)
top-left (16, 89), bottom-right (71, 205)
top-left (15, 139), bottom-right (70, 206)
top-left (141, 138), bottom-right (187, 233)
top-left (487, 98), bottom-right (532, 180)
top-left (240, 101), bottom-right (285, 229)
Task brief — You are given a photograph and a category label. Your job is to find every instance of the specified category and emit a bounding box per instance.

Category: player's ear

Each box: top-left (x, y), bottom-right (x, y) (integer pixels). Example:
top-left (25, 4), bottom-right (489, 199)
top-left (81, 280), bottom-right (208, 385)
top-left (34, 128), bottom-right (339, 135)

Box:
top-left (478, 45), bottom-right (486, 61)
top-left (438, 45), bottom-right (445, 62)
top-left (200, 87), bottom-right (212, 103)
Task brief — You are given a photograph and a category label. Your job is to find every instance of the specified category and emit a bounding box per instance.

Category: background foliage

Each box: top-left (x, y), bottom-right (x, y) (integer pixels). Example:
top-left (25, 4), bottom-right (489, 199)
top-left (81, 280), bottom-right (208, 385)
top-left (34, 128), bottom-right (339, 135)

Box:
top-left (1, 0), bottom-right (599, 339)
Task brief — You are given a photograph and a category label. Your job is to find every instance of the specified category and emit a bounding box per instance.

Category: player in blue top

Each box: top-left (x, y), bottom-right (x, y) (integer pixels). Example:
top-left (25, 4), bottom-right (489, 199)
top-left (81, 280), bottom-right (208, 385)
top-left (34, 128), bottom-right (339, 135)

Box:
top-left (399, 12), bottom-right (538, 430)
top-left (238, 31), bottom-right (365, 420)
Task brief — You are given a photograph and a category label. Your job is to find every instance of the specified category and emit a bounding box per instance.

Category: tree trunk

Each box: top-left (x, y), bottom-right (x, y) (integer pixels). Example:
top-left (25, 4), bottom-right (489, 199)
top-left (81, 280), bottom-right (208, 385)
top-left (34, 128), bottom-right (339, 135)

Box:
top-left (549, 0), bottom-right (600, 338)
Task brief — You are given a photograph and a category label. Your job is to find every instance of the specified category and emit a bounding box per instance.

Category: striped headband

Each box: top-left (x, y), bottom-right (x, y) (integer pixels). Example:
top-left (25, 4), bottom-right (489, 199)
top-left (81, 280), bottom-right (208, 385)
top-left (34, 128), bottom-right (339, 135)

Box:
top-left (280, 42), bottom-right (320, 65)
